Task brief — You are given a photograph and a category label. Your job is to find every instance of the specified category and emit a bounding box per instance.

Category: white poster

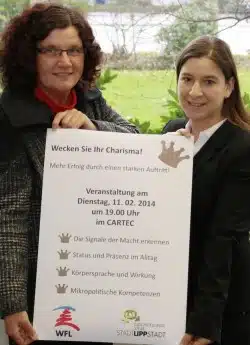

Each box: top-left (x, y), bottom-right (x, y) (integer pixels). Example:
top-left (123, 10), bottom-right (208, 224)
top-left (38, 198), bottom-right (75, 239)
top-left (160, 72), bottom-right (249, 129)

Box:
top-left (33, 130), bottom-right (193, 345)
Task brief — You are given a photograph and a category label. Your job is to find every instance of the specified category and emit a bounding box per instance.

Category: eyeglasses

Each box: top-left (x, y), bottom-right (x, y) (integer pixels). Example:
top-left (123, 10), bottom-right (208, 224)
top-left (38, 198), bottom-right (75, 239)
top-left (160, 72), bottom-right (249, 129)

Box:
top-left (37, 47), bottom-right (84, 57)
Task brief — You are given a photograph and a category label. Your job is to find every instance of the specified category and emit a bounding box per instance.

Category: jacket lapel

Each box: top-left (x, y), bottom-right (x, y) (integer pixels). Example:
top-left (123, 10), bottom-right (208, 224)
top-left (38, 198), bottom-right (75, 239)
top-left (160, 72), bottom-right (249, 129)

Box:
top-left (1, 89), bottom-right (52, 183)
top-left (21, 129), bottom-right (47, 183)
top-left (1, 89), bottom-right (52, 127)
top-left (193, 120), bottom-right (236, 179)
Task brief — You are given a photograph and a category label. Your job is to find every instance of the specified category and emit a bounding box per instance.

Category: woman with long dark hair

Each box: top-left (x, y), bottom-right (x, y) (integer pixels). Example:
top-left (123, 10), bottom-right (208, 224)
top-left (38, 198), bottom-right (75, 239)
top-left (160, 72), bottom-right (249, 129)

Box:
top-left (163, 36), bottom-right (250, 345)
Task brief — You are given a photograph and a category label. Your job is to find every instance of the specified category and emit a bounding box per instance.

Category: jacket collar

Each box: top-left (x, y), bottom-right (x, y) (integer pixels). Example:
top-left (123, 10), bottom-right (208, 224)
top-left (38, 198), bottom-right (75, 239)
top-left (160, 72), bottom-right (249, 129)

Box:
top-left (1, 89), bottom-right (53, 127)
top-left (193, 119), bottom-right (238, 177)
top-left (0, 87), bottom-right (101, 128)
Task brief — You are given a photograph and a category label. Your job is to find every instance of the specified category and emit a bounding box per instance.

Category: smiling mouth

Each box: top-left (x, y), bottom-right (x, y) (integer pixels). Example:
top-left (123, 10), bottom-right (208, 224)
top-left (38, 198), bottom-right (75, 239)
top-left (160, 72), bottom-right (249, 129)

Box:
top-left (188, 101), bottom-right (206, 107)
top-left (53, 73), bottom-right (73, 76)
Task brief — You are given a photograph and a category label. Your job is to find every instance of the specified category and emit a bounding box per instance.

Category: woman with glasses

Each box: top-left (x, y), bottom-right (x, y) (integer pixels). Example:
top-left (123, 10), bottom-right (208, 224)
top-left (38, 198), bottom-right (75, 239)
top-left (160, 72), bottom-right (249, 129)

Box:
top-left (0, 2), bottom-right (138, 345)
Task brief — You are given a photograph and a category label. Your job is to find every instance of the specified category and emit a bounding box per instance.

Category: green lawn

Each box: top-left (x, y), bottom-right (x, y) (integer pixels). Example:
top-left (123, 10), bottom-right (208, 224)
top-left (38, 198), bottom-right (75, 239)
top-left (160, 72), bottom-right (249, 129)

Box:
top-left (102, 70), bottom-right (250, 129)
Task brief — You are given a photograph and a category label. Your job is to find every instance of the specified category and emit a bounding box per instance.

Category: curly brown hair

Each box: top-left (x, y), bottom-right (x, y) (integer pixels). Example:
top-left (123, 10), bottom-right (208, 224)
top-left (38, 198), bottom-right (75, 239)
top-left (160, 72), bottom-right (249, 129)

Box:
top-left (0, 2), bottom-right (103, 92)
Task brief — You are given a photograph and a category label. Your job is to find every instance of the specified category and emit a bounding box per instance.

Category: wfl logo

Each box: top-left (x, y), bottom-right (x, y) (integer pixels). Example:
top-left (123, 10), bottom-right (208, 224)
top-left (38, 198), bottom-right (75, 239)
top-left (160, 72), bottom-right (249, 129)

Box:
top-left (53, 306), bottom-right (80, 338)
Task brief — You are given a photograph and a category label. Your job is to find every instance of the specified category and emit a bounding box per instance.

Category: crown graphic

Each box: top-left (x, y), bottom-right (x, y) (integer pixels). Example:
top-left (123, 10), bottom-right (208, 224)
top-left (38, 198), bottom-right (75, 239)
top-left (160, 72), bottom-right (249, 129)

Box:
top-left (58, 249), bottom-right (71, 260)
top-left (59, 233), bottom-right (72, 243)
top-left (55, 284), bottom-right (68, 294)
top-left (158, 140), bottom-right (190, 168)
top-left (57, 267), bottom-right (70, 277)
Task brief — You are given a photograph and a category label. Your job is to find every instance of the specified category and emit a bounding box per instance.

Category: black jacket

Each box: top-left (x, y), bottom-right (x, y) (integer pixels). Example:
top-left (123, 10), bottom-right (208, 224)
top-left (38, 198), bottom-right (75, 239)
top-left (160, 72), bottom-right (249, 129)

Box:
top-left (163, 119), bottom-right (250, 343)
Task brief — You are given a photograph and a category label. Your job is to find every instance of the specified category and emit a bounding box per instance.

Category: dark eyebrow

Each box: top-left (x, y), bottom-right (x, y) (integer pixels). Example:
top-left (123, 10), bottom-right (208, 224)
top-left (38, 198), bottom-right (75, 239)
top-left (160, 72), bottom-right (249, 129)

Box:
top-left (180, 73), bottom-right (192, 77)
top-left (203, 75), bottom-right (219, 80)
top-left (181, 72), bottom-right (218, 80)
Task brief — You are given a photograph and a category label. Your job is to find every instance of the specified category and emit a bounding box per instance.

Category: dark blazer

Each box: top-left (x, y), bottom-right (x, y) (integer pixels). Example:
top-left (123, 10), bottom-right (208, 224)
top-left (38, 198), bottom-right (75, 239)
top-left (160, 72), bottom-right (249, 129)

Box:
top-left (0, 87), bottom-right (138, 322)
top-left (162, 119), bottom-right (250, 343)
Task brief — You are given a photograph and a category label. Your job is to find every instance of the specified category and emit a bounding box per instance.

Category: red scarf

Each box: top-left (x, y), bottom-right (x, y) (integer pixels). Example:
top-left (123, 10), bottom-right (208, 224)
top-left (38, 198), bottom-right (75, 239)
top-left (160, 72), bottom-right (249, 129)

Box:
top-left (35, 87), bottom-right (77, 114)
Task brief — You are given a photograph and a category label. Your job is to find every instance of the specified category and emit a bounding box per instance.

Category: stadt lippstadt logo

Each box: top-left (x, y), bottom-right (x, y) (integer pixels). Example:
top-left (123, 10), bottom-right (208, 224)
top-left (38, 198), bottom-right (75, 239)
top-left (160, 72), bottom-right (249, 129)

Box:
top-left (53, 306), bottom-right (80, 338)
